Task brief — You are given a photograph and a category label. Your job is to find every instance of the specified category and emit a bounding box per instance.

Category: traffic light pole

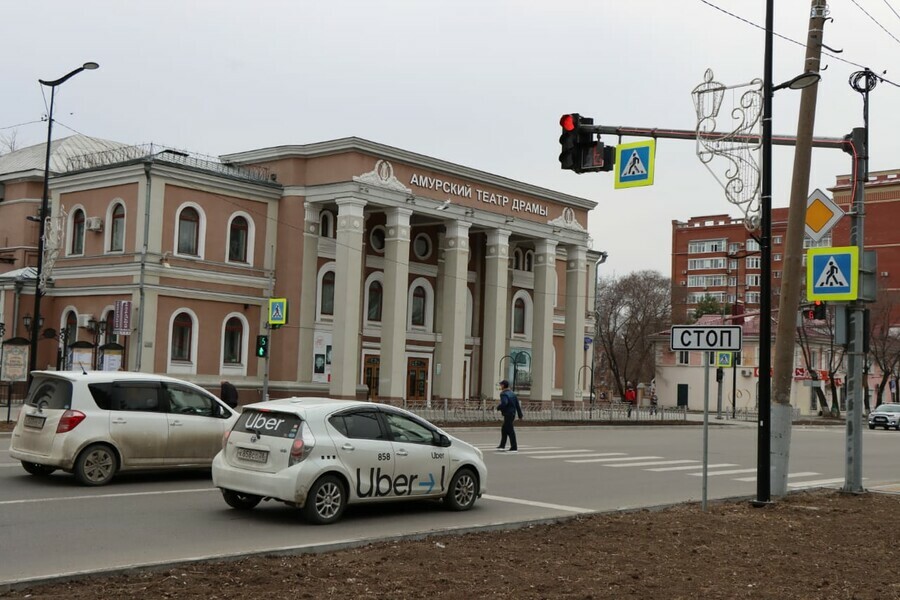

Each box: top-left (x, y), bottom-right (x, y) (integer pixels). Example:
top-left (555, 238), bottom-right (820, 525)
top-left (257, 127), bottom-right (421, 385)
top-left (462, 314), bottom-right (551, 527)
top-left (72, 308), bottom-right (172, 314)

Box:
top-left (262, 324), bottom-right (271, 402)
top-left (582, 124), bottom-right (844, 151)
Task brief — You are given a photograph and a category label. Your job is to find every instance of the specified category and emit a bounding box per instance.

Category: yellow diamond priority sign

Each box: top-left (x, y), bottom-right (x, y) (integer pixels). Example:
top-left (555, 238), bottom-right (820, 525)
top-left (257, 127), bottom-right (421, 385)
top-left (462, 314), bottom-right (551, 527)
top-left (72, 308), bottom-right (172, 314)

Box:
top-left (805, 189), bottom-right (844, 243)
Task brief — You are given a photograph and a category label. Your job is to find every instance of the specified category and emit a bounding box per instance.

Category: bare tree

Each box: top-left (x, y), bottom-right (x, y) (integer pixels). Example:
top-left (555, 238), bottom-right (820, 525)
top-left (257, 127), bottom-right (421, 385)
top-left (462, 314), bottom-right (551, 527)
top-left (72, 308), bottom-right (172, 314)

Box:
top-left (869, 291), bottom-right (900, 407)
top-left (596, 270), bottom-right (671, 397)
top-left (797, 309), bottom-right (843, 416)
top-left (0, 129), bottom-right (19, 155)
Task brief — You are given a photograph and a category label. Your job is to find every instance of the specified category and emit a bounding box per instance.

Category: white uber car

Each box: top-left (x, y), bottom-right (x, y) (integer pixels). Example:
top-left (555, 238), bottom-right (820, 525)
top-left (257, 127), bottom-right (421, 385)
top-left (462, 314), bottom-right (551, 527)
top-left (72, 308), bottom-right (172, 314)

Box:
top-left (212, 398), bottom-right (487, 524)
top-left (10, 371), bottom-right (239, 485)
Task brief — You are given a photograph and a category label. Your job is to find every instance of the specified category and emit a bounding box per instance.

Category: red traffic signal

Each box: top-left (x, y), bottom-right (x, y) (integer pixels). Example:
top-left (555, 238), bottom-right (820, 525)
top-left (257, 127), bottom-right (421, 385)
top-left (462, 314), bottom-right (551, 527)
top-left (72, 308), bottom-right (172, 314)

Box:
top-left (560, 114), bottom-right (577, 132)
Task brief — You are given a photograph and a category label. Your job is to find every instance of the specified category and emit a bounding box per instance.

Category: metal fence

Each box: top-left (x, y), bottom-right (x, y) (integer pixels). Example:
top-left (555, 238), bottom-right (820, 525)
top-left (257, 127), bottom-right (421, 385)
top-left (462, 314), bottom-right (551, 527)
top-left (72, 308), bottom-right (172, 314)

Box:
top-left (401, 399), bottom-right (687, 424)
top-left (0, 381), bottom-right (28, 423)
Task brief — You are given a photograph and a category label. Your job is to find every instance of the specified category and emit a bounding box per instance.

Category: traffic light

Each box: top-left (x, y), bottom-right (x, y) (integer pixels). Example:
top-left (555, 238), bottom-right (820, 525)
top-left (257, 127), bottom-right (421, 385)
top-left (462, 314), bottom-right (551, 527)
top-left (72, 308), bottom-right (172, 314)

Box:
top-left (559, 113), bottom-right (615, 173)
top-left (255, 334), bottom-right (269, 358)
top-left (559, 113), bottom-right (581, 171)
top-left (813, 300), bottom-right (827, 320)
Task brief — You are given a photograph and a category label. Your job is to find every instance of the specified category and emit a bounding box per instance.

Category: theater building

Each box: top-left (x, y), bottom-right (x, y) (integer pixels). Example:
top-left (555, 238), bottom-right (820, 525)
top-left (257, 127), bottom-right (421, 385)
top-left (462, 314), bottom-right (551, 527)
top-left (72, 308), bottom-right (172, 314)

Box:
top-left (0, 135), bottom-right (600, 405)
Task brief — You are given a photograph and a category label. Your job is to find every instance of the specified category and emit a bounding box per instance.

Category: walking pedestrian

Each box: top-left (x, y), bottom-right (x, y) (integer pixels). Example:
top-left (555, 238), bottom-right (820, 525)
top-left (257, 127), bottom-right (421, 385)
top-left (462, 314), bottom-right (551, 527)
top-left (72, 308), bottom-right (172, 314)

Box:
top-left (649, 393), bottom-right (658, 416)
top-left (496, 379), bottom-right (523, 452)
top-left (625, 384), bottom-right (636, 418)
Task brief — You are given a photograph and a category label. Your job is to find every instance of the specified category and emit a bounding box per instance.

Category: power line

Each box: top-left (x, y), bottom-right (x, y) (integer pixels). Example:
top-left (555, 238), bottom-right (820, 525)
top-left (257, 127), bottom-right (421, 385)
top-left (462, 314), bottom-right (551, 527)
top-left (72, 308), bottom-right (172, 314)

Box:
top-left (850, 0), bottom-right (900, 46)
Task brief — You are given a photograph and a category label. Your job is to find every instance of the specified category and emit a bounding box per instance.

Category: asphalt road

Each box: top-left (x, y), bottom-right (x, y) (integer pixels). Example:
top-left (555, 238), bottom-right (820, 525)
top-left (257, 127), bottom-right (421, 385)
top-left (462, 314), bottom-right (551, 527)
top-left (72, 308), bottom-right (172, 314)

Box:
top-left (1, 423), bottom-right (898, 587)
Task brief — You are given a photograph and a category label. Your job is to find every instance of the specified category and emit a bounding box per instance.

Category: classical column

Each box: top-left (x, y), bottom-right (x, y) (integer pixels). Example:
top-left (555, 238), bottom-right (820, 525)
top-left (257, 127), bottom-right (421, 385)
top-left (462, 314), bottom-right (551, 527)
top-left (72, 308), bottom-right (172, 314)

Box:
top-left (330, 198), bottom-right (366, 398)
top-left (563, 244), bottom-right (587, 403)
top-left (438, 221), bottom-right (470, 401)
top-left (531, 239), bottom-right (558, 402)
top-left (298, 202), bottom-right (320, 382)
top-left (379, 207), bottom-right (412, 403)
top-left (480, 228), bottom-right (510, 401)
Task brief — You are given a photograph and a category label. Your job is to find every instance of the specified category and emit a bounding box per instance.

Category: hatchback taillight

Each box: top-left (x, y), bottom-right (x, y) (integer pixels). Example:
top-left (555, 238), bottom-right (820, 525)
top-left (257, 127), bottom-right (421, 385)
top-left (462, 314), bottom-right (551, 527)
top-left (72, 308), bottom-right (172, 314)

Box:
top-left (222, 430), bottom-right (231, 450)
top-left (288, 422), bottom-right (315, 467)
top-left (56, 410), bottom-right (86, 433)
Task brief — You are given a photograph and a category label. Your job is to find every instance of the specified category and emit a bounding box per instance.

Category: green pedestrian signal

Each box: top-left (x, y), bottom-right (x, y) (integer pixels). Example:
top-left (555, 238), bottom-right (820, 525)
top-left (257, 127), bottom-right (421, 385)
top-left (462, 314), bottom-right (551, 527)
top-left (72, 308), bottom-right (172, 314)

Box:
top-left (256, 335), bottom-right (269, 358)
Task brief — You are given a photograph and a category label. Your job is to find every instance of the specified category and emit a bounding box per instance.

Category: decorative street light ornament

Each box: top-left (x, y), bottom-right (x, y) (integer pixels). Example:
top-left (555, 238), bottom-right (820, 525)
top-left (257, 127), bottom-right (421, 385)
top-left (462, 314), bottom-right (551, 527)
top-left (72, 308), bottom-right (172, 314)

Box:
top-left (691, 69), bottom-right (763, 231)
top-left (39, 206), bottom-right (67, 292)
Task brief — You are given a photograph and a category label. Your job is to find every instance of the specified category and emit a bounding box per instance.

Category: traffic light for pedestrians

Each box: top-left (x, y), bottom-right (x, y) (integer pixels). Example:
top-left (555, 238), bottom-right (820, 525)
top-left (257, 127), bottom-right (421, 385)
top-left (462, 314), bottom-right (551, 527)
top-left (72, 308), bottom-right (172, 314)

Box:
top-left (255, 335), bottom-right (269, 358)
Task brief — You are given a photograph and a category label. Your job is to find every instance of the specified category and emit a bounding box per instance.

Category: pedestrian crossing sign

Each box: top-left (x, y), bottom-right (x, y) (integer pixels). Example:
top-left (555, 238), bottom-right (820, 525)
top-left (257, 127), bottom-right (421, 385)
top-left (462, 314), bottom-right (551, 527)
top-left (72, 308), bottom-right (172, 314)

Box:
top-left (806, 246), bottom-right (858, 301)
top-left (715, 352), bottom-right (732, 368)
top-left (614, 139), bottom-right (655, 189)
top-left (268, 297), bottom-right (288, 327)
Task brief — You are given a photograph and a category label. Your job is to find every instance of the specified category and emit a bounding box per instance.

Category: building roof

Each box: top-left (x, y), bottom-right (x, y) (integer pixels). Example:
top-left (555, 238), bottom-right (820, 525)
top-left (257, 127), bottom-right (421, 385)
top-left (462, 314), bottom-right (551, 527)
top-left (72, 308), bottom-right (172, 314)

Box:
top-left (0, 135), bottom-right (128, 181)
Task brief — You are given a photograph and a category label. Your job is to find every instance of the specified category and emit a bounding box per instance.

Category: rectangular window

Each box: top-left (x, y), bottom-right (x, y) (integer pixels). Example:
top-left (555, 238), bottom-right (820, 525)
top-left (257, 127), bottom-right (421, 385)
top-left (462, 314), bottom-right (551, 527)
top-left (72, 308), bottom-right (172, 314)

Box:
top-left (746, 239), bottom-right (760, 251)
top-left (773, 253), bottom-right (782, 261)
top-left (746, 274), bottom-right (761, 287)
top-left (746, 256), bottom-right (761, 269)
top-left (746, 292), bottom-right (761, 304)
top-left (804, 234), bottom-right (832, 248)
top-left (772, 236), bottom-right (782, 245)
top-left (687, 258), bottom-right (726, 270)
top-left (677, 351), bottom-right (689, 365)
top-left (688, 239), bottom-right (727, 254)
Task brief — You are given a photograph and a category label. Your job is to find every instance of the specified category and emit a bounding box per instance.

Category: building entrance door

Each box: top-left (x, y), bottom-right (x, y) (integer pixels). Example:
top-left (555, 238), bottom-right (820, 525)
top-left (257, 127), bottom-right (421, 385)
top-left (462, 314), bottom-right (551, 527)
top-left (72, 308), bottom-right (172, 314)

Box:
top-left (677, 383), bottom-right (689, 408)
top-left (406, 357), bottom-right (429, 403)
top-left (364, 356), bottom-right (380, 401)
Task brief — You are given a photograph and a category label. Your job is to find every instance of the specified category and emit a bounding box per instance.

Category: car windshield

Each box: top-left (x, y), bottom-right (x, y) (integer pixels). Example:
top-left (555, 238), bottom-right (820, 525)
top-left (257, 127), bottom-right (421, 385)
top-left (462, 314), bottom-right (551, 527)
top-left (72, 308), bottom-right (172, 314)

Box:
top-left (877, 404), bottom-right (900, 413)
top-left (26, 376), bottom-right (73, 410)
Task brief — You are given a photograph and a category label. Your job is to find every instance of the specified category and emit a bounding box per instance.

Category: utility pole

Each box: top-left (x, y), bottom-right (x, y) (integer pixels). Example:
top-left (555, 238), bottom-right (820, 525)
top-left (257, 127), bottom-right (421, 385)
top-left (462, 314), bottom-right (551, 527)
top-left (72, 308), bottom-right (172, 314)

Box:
top-left (770, 0), bottom-right (828, 497)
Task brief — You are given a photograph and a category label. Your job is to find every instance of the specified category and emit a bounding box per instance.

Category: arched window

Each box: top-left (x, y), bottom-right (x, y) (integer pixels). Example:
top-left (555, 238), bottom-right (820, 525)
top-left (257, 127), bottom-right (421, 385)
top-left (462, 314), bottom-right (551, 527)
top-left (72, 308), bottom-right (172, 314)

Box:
top-left (171, 312), bottom-right (193, 361)
top-left (411, 285), bottom-right (426, 327)
top-left (228, 216), bottom-right (248, 263)
top-left (321, 271), bottom-right (335, 316)
top-left (71, 209), bottom-right (85, 255)
top-left (109, 203), bottom-right (125, 252)
top-left (367, 280), bottom-right (383, 322)
top-left (524, 250), bottom-right (534, 272)
top-left (513, 297), bottom-right (526, 334)
top-left (177, 207), bottom-right (200, 256)
top-left (320, 211), bottom-right (335, 238)
top-left (513, 248), bottom-right (523, 270)
top-left (223, 316), bottom-right (242, 364)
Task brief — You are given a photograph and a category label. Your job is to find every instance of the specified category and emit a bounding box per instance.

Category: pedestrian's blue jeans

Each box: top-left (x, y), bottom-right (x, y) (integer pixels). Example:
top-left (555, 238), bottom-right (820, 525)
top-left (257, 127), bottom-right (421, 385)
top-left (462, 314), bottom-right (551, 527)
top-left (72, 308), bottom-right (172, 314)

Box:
top-left (499, 413), bottom-right (517, 450)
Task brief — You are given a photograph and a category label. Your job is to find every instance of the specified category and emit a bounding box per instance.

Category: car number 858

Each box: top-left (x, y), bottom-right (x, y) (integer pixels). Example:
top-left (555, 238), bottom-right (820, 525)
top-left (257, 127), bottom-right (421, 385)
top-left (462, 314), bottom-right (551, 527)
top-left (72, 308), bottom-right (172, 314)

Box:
top-left (377, 453), bottom-right (391, 461)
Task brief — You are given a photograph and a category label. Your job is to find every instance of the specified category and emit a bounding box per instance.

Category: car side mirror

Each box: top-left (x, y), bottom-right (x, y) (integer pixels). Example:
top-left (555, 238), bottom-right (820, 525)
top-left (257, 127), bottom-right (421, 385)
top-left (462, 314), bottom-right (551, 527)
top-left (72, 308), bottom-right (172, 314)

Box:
top-left (438, 433), bottom-right (451, 448)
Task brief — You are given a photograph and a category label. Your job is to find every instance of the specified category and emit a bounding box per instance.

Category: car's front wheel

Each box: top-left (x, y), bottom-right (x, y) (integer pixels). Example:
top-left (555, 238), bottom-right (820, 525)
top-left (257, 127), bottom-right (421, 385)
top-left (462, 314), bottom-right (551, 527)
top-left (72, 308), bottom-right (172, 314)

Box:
top-left (445, 467), bottom-right (478, 511)
top-left (303, 475), bottom-right (346, 525)
top-left (74, 444), bottom-right (118, 486)
top-left (869, 424), bottom-right (876, 430)
top-left (221, 489), bottom-right (262, 510)
top-left (21, 461), bottom-right (56, 477)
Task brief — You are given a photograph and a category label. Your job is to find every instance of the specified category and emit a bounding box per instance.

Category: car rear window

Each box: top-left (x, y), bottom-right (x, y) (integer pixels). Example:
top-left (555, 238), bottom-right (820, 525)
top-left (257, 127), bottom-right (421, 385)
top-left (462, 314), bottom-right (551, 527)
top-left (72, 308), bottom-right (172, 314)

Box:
top-left (26, 377), bottom-right (73, 410)
top-left (235, 410), bottom-right (301, 438)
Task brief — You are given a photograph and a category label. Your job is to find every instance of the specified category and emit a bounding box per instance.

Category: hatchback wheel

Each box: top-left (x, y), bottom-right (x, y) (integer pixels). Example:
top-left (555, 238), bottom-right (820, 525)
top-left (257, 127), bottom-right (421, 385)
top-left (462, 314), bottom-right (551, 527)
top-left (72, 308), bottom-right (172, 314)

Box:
top-left (21, 462), bottom-right (56, 477)
top-left (304, 475), bottom-right (346, 525)
top-left (445, 467), bottom-right (478, 511)
top-left (74, 444), bottom-right (117, 486)
top-left (222, 489), bottom-right (262, 510)
top-left (869, 424), bottom-right (875, 430)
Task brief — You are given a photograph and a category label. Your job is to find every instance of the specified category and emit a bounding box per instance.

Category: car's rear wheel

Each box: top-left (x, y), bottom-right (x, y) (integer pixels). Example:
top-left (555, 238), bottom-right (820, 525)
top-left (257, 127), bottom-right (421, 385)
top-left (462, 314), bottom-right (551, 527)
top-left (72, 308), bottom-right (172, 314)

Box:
top-left (445, 467), bottom-right (478, 511)
top-left (21, 461), bottom-right (56, 477)
top-left (74, 444), bottom-right (117, 486)
top-left (304, 474), bottom-right (346, 525)
top-left (221, 489), bottom-right (262, 510)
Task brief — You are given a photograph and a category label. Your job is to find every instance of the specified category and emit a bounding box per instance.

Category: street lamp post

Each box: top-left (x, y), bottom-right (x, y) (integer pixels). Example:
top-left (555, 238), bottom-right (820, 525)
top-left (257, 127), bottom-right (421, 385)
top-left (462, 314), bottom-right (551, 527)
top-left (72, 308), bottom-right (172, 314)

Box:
top-left (28, 62), bottom-right (99, 381)
top-left (758, 3), bottom-right (820, 505)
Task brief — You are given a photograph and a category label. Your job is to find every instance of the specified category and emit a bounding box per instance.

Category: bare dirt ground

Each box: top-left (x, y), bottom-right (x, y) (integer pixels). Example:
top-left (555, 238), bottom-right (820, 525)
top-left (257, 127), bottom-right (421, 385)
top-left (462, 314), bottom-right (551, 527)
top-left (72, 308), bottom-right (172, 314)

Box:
top-left (2, 489), bottom-right (898, 600)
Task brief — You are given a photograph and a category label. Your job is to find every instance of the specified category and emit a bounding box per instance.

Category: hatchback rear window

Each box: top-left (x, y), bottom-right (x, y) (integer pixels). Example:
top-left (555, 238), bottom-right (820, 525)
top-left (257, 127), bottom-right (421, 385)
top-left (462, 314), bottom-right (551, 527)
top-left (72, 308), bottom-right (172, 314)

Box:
top-left (26, 377), bottom-right (73, 410)
top-left (236, 410), bottom-right (301, 438)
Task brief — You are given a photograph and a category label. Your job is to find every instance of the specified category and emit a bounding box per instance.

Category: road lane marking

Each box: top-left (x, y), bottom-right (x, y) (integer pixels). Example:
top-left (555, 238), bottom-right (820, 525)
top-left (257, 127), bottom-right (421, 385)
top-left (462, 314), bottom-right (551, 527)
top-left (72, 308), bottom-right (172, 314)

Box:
top-left (483, 494), bottom-right (592, 514)
top-left (689, 468), bottom-right (757, 477)
top-left (788, 477), bottom-right (848, 489)
top-left (0, 488), bottom-right (215, 506)
top-left (733, 471), bottom-right (820, 482)
top-left (567, 456), bottom-right (662, 464)
top-left (516, 449), bottom-right (592, 455)
top-left (531, 453), bottom-right (626, 460)
top-left (605, 459), bottom-right (697, 468)
top-left (645, 463), bottom-right (738, 472)
top-left (478, 446), bottom-right (560, 451)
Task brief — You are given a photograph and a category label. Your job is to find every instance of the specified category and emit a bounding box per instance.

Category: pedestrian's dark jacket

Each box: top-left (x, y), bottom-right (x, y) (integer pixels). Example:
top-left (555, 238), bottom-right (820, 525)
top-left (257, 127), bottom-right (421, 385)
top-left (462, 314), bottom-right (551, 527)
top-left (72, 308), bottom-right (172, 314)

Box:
top-left (497, 389), bottom-right (523, 418)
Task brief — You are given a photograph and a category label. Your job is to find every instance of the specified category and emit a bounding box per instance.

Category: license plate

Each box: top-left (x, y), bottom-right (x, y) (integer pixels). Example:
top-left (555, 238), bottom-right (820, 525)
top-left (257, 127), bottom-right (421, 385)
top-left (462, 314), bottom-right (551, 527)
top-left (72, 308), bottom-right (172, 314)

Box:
top-left (24, 415), bottom-right (46, 430)
top-left (236, 447), bottom-right (269, 463)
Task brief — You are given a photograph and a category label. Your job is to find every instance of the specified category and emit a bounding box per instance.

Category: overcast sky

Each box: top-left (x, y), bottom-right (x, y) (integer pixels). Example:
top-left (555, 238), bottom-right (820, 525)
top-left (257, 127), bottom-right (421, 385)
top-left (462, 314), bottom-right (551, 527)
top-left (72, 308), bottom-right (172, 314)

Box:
top-left (5, 1), bottom-right (899, 275)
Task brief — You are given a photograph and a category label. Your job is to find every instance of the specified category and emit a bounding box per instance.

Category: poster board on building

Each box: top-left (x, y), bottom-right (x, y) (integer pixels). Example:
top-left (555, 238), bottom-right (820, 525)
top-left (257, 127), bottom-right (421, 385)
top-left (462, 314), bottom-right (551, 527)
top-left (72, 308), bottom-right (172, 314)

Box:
top-left (313, 332), bottom-right (332, 384)
top-left (1, 339), bottom-right (30, 382)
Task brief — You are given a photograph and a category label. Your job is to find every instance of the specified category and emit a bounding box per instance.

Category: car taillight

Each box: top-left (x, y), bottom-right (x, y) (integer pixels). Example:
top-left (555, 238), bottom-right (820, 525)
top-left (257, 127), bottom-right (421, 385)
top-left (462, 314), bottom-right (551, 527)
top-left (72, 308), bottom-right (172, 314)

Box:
top-left (289, 422), bottom-right (315, 467)
top-left (222, 430), bottom-right (231, 450)
top-left (56, 410), bottom-right (86, 433)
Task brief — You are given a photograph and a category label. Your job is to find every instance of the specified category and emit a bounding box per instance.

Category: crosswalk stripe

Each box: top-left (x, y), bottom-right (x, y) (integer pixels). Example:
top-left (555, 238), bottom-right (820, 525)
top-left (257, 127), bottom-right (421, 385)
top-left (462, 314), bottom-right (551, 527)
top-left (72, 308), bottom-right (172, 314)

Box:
top-left (689, 468), bottom-right (757, 477)
top-left (567, 455), bottom-right (662, 464)
top-left (531, 453), bottom-right (625, 460)
top-left (733, 471), bottom-right (820, 482)
top-left (645, 463), bottom-right (737, 472)
top-left (605, 459), bottom-right (697, 468)
top-left (515, 449), bottom-right (592, 455)
top-left (787, 477), bottom-right (848, 489)
top-left (479, 446), bottom-right (561, 451)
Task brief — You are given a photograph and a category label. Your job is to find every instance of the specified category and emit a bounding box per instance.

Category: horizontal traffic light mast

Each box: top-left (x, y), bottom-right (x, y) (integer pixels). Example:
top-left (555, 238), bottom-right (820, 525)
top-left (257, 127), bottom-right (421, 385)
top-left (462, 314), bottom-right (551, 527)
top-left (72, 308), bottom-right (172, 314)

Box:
top-left (580, 122), bottom-right (845, 150)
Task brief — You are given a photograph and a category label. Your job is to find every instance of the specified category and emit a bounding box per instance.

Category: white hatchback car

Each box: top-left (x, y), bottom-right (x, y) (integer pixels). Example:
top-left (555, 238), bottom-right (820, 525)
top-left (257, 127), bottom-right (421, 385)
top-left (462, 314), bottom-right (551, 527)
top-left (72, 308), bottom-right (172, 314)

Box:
top-left (10, 371), bottom-right (239, 485)
top-left (212, 398), bottom-right (487, 524)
